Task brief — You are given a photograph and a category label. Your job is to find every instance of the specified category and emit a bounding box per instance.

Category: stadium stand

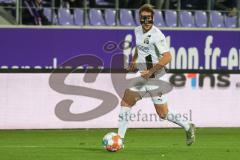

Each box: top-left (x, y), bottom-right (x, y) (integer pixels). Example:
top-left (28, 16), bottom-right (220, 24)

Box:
top-left (179, 11), bottom-right (194, 27)
top-left (105, 8), bottom-right (116, 26)
top-left (119, 9), bottom-right (136, 26)
top-left (134, 9), bottom-right (140, 26)
top-left (154, 10), bottom-right (165, 27)
top-left (0, 0), bottom-right (239, 28)
top-left (165, 10), bottom-right (177, 27)
top-left (210, 10), bottom-right (224, 28)
top-left (89, 8), bottom-right (105, 26)
top-left (0, 0), bottom-right (15, 4)
top-left (74, 8), bottom-right (84, 26)
top-left (224, 15), bottom-right (237, 28)
top-left (43, 7), bottom-right (58, 24)
top-left (58, 8), bottom-right (74, 25)
top-left (194, 10), bottom-right (207, 27)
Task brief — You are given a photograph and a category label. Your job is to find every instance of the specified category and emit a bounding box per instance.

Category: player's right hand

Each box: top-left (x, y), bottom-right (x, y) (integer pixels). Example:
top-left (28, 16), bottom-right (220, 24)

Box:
top-left (127, 62), bottom-right (136, 72)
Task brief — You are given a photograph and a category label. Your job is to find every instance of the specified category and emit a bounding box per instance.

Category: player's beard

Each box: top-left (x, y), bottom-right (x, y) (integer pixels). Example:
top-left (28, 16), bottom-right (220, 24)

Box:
top-left (142, 24), bottom-right (153, 33)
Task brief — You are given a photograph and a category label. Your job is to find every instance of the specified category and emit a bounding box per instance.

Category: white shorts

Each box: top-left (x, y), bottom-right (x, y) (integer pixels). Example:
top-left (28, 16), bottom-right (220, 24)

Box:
top-left (128, 72), bottom-right (168, 105)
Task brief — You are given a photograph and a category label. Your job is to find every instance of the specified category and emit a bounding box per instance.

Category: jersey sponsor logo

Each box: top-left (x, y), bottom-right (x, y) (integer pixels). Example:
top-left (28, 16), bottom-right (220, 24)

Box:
top-left (137, 45), bottom-right (150, 53)
top-left (144, 35), bottom-right (151, 44)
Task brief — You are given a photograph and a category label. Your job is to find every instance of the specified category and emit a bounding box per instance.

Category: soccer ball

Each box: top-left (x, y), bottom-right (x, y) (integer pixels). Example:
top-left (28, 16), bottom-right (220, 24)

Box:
top-left (102, 132), bottom-right (123, 152)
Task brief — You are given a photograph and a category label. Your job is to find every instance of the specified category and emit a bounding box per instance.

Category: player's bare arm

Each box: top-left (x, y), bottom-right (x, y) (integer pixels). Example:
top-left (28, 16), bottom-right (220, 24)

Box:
top-left (127, 48), bottom-right (138, 72)
top-left (141, 51), bottom-right (171, 79)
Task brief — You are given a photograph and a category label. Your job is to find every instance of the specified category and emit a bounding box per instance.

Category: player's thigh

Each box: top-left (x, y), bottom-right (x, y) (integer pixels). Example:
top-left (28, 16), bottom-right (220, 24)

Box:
top-left (121, 86), bottom-right (146, 107)
top-left (145, 75), bottom-right (169, 108)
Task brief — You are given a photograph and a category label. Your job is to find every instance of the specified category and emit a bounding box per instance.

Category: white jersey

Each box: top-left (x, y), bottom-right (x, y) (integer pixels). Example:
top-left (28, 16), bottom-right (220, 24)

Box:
top-left (134, 25), bottom-right (169, 73)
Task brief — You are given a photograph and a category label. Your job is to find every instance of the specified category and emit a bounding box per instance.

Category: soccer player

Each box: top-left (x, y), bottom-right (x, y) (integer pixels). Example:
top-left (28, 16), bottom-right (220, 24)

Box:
top-left (118, 4), bottom-right (195, 146)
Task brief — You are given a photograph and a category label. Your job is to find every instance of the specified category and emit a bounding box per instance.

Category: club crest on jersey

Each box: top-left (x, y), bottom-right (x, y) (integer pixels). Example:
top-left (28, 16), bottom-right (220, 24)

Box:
top-left (144, 35), bottom-right (151, 44)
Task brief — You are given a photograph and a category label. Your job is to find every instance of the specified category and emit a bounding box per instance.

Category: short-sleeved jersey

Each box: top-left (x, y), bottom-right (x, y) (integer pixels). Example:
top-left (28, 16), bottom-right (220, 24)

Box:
top-left (134, 25), bottom-right (169, 74)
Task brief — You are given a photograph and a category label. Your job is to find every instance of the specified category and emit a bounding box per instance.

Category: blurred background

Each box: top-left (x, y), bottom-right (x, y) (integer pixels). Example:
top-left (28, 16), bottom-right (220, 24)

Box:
top-left (0, 1), bottom-right (240, 159)
top-left (0, 0), bottom-right (239, 27)
top-left (0, 0), bottom-right (239, 129)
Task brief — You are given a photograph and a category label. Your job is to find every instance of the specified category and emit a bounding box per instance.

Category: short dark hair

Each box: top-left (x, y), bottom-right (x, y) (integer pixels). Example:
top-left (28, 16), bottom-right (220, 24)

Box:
top-left (139, 4), bottom-right (154, 16)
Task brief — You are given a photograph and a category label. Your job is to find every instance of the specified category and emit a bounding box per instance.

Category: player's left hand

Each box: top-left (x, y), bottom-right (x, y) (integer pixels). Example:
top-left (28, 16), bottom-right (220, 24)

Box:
top-left (140, 70), bottom-right (152, 79)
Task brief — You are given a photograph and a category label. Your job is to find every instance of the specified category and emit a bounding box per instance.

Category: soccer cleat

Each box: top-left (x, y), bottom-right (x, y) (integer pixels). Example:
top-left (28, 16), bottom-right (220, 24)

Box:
top-left (186, 123), bottom-right (196, 146)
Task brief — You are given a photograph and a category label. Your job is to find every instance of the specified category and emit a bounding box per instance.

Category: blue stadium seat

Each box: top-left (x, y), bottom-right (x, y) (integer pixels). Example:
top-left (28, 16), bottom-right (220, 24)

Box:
top-left (195, 11), bottom-right (207, 27)
top-left (180, 11), bottom-right (194, 27)
top-left (224, 15), bottom-right (237, 28)
top-left (105, 9), bottom-right (116, 26)
top-left (119, 9), bottom-right (136, 26)
top-left (154, 10), bottom-right (165, 27)
top-left (165, 10), bottom-right (177, 27)
top-left (58, 8), bottom-right (74, 25)
top-left (89, 9), bottom-right (105, 26)
top-left (74, 8), bottom-right (84, 26)
top-left (210, 11), bottom-right (224, 28)
top-left (134, 9), bottom-right (141, 26)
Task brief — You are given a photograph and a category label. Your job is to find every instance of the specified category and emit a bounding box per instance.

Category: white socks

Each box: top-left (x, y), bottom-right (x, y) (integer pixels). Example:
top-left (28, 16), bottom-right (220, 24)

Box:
top-left (166, 110), bottom-right (190, 131)
top-left (118, 107), bottom-right (131, 138)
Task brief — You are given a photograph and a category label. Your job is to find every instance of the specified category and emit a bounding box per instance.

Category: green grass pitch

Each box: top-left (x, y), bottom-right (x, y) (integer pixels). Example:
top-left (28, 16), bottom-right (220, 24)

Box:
top-left (0, 128), bottom-right (239, 160)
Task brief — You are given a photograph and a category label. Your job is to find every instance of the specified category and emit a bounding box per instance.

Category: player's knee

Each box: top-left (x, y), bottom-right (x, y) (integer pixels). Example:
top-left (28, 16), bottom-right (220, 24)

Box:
top-left (121, 89), bottom-right (141, 107)
top-left (120, 100), bottom-right (132, 107)
top-left (158, 112), bottom-right (168, 119)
